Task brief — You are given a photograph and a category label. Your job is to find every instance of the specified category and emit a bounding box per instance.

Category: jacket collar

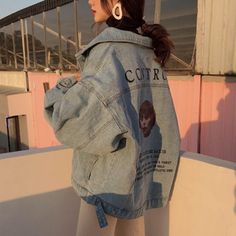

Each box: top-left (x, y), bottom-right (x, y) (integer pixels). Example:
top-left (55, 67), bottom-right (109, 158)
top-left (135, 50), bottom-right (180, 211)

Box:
top-left (75, 27), bottom-right (153, 70)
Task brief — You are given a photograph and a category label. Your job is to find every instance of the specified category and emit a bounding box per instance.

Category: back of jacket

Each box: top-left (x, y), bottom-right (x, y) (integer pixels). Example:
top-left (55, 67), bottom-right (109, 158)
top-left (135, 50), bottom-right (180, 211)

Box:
top-left (44, 27), bottom-right (181, 228)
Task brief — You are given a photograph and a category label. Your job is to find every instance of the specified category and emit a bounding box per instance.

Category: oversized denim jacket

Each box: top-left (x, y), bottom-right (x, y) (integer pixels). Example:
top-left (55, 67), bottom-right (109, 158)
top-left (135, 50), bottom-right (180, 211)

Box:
top-left (44, 27), bottom-right (181, 228)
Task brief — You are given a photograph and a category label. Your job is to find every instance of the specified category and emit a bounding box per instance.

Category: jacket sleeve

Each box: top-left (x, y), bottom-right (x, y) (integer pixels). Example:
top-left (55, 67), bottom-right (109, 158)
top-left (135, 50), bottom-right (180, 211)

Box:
top-left (44, 76), bottom-right (124, 155)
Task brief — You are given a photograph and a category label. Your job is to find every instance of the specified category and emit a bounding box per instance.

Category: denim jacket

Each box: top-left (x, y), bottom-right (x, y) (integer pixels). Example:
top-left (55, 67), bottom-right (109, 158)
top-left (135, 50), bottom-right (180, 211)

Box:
top-left (44, 27), bottom-right (181, 228)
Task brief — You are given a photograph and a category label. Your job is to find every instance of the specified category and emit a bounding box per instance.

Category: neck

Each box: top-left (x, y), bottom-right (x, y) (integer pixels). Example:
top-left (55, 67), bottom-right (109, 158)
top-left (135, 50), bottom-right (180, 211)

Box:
top-left (106, 16), bottom-right (140, 34)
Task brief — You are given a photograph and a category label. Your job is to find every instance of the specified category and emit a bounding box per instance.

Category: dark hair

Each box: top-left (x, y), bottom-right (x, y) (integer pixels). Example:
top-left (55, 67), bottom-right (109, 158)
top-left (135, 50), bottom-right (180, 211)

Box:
top-left (100, 0), bottom-right (174, 67)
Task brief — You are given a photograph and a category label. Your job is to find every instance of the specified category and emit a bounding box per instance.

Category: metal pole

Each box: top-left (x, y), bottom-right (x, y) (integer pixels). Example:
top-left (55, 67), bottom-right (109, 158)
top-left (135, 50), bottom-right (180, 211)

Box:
top-left (154, 0), bottom-right (161, 24)
top-left (6, 117), bottom-right (11, 152)
top-left (20, 19), bottom-right (27, 70)
top-left (14, 116), bottom-right (21, 151)
top-left (57, 6), bottom-right (63, 67)
top-left (31, 16), bottom-right (37, 68)
top-left (74, 0), bottom-right (79, 52)
top-left (25, 19), bottom-right (30, 68)
top-left (43, 11), bottom-right (48, 67)
top-left (4, 30), bottom-right (9, 65)
top-left (33, 21), bottom-right (76, 46)
top-left (11, 23), bottom-right (18, 69)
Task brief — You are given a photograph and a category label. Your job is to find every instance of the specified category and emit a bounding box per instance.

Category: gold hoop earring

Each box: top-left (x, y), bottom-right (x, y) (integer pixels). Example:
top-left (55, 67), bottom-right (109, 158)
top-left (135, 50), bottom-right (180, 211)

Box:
top-left (112, 2), bottom-right (123, 20)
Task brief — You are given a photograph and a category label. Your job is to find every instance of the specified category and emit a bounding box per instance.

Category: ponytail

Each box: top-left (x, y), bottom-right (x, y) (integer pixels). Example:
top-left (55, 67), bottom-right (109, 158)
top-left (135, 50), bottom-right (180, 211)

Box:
top-left (141, 23), bottom-right (174, 67)
top-left (100, 0), bottom-right (174, 67)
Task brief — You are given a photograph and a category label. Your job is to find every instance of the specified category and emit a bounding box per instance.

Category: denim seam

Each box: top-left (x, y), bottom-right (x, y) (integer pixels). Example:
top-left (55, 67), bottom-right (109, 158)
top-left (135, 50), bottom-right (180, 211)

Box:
top-left (80, 80), bottom-right (126, 133)
top-left (75, 118), bottom-right (115, 150)
top-left (79, 41), bottom-right (151, 60)
top-left (105, 83), bottom-right (169, 105)
top-left (88, 43), bottom-right (113, 74)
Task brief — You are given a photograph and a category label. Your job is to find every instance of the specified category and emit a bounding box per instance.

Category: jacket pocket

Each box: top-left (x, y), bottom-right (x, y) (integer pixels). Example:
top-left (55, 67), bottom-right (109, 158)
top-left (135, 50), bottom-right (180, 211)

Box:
top-left (71, 150), bottom-right (99, 187)
top-left (87, 157), bottom-right (99, 180)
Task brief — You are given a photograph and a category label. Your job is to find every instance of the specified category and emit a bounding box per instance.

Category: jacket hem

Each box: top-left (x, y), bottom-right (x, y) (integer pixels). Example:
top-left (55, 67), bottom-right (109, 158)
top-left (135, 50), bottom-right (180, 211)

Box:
top-left (71, 177), bottom-right (169, 220)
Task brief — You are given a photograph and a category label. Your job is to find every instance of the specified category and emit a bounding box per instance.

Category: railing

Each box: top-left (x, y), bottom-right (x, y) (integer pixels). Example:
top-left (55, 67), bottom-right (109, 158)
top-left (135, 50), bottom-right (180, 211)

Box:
top-left (0, 0), bottom-right (197, 73)
top-left (0, 0), bottom-right (79, 71)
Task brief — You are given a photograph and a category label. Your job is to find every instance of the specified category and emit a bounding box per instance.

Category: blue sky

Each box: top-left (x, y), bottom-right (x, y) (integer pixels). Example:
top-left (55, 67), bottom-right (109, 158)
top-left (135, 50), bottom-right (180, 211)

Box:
top-left (0, 0), bottom-right (41, 19)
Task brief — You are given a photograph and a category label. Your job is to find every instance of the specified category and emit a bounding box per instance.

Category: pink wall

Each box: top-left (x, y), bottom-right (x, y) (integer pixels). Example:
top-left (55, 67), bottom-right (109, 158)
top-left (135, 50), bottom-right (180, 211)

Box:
top-left (200, 79), bottom-right (236, 162)
top-left (168, 75), bottom-right (236, 162)
top-left (169, 75), bottom-right (201, 153)
top-left (8, 93), bottom-right (35, 148)
top-left (25, 72), bottom-right (236, 163)
top-left (28, 72), bottom-right (72, 148)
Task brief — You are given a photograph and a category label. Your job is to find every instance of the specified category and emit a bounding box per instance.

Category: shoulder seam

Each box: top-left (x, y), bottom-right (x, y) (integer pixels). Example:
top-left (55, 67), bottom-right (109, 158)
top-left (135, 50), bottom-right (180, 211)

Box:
top-left (83, 42), bottom-right (114, 75)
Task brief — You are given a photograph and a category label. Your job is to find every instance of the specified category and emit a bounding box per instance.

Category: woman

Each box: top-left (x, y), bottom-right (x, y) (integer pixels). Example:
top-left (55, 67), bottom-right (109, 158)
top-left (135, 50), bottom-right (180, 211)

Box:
top-left (44, 0), bottom-right (181, 235)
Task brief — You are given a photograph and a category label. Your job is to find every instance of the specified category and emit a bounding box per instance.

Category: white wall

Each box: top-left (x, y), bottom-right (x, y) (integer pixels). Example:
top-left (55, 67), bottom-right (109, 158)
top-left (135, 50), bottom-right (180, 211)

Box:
top-left (196, 0), bottom-right (236, 74)
top-left (0, 71), bottom-right (27, 89)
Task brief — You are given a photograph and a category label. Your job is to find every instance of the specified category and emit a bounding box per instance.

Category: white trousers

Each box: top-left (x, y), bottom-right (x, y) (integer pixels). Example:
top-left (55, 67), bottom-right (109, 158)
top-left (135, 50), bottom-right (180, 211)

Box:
top-left (76, 198), bottom-right (145, 236)
top-left (76, 197), bottom-right (168, 236)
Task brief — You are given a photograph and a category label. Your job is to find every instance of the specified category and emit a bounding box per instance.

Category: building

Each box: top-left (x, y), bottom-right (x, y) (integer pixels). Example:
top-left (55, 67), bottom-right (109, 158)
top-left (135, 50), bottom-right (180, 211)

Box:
top-left (0, 0), bottom-right (236, 162)
top-left (0, 1), bottom-right (236, 235)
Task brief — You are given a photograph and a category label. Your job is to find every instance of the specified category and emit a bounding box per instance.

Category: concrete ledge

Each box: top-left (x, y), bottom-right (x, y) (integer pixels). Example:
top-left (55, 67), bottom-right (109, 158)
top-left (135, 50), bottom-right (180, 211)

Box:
top-left (0, 148), bottom-right (235, 236)
top-left (0, 71), bottom-right (27, 89)
top-left (202, 75), bottom-right (236, 82)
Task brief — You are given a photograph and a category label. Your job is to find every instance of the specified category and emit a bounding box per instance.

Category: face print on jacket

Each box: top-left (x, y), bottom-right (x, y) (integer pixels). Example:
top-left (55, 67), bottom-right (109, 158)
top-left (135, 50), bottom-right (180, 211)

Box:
top-left (139, 100), bottom-right (156, 137)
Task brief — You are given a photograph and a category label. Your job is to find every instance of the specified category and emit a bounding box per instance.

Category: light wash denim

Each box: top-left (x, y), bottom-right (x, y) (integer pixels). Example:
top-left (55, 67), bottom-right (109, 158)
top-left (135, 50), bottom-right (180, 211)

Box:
top-left (44, 27), bottom-right (181, 228)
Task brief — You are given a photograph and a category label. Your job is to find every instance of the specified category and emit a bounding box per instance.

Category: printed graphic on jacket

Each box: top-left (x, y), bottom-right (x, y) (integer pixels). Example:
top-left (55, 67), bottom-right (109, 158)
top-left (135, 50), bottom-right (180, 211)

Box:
top-left (135, 100), bottom-right (172, 182)
top-left (139, 100), bottom-right (156, 138)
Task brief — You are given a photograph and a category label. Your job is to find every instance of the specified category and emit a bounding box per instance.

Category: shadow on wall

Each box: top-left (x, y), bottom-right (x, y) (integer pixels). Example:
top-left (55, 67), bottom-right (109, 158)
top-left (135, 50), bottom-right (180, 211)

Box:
top-left (0, 131), bottom-right (29, 154)
top-left (182, 76), bottom-right (236, 163)
top-left (0, 187), bottom-right (80, 236)
top-left (181, 75), bottom-right (236, 220)
top-left (0, 181), bottom-right (171, 236)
